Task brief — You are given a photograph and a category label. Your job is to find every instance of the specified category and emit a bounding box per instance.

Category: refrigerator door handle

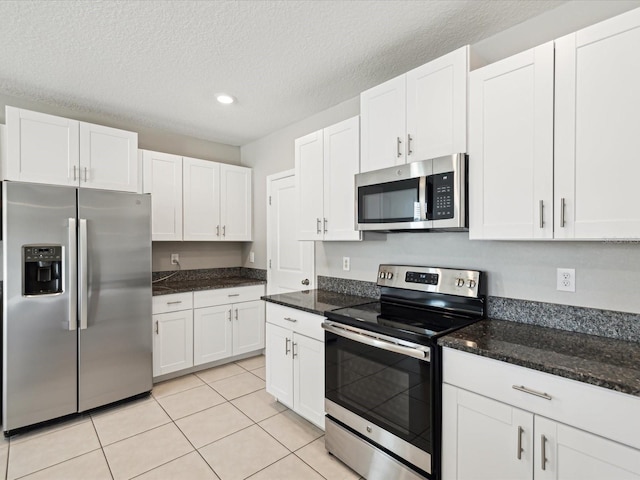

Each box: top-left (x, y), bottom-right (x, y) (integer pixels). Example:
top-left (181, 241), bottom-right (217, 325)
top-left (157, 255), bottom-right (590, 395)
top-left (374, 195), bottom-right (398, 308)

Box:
top-left (79, 218), bottom-right (88, 330)
top-left (68, 218), bottom-right (77, 331)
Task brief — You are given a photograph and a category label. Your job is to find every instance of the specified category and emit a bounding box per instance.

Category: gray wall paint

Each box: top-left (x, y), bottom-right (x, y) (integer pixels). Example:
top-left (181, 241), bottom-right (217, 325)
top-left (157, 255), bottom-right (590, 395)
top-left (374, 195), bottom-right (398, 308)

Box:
top-left (0, 93), bottom-right (245, 272)
top-left (241, 1), bottom-right (640, 314)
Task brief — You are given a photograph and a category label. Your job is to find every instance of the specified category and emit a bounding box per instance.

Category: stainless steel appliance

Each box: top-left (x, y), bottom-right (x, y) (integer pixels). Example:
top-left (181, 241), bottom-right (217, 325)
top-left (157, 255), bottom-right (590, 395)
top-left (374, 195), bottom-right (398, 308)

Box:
top-left (355, 154), bottom-right (467, 232)
top-left (2, 181), bottom-right (152, 434)
top-left (323, 264), bottom-right (485, 480)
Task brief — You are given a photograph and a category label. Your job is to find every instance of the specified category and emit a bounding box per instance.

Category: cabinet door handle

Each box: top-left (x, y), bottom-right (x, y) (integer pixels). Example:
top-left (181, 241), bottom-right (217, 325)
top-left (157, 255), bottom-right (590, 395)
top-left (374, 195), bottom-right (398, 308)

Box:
top-left (284, 317), bottom-right (297, 323)
top-left (223, 225), bottom-right (226, 237)
top-left (517, 426), bottom-right (524, 460)
top-left (285, 337), bottom-right (291, 355)
top-left (323, 218), bottom-right (328, 233)
top-left (512, 385), bottom-right (552, 400)
top-left (541, 434), bottom-right (547, 471)
top-left (396, 137), bottom-right (402, 158)
top-left (539, 200), bottom-right (544, 229)
top-left (228, 309), bottom-right (232, 321)
top-left (73, 165), bottom-right (77, 181)
top-left (166, 300), bottom-right (182, 305)
top-left (292, 342), bottom-right (298, 358)
top-left (560, 198), bottom-right (566, 228)
top-left (216, 225), bottom-right (220, 237)
top-left (234, 308), bottom-right (238, 320)
top-left (228, 294), bottom-right (240, 297)
top-left (316, 218), bottom-right (321, 234)
top-left (155, 320), bottom-right (159, 334)
top-left (407, 134), bottom-right (413, 155)
top-left (83, 167), bottom-right (88, 182)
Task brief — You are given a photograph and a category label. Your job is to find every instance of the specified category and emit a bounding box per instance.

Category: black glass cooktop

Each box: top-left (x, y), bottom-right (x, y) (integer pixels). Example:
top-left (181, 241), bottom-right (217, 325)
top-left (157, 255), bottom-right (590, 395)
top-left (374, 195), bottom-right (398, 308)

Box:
top-left (325, 297), bottom-right (484, 345)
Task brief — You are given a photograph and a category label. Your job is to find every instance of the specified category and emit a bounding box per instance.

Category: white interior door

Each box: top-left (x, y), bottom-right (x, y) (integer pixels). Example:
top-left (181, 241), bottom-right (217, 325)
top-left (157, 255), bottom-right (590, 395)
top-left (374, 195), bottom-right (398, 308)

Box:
top-left (267, 171), bottom-right (315, 295)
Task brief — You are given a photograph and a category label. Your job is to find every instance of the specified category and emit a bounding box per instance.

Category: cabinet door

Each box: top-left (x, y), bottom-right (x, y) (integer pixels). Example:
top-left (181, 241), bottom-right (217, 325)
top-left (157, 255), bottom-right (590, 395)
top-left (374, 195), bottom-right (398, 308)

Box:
top-left (152, 310), bottom-right (194, 377)
top-left (183, 157), bottom-right (220, 240)
top-left (232, 300), bottom-right (265, 356)
top-left (360, 74), bottom-right (406, 172)
top-left (555, 9), bottom-right (640, 239)
top-left (323, 116), bottom-right (362, 241)
top-left (79, 122), bottom-right (138, 192)
top-left (5, 106), bottom-right (80, 186)
top-left (406, 45), bottom-right (468, 161)
top-left (193, 305), bottom-right (233, 366)
top-left (293, 333), bottom-right (325, 429)
top-left (219, 164), bottom-right (252, 241)
top-left (441, 385), bottom-right (533, 480)
top-left (468, 42), bottom-right (554, 240)
top-left (142, 150), bottom-right (183, 241)
top-left (535, 416), bottom-right (640, 480)
top-left (265, 323), bottom-right (293, 408)
top-left (295, 130), bottom-right (324, 240)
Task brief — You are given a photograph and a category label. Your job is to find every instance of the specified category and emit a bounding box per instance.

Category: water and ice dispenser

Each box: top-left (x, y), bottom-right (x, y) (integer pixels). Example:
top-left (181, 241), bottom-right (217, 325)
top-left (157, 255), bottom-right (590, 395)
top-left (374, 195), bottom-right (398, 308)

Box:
top-left (23, 245), bottom-right (63, 295)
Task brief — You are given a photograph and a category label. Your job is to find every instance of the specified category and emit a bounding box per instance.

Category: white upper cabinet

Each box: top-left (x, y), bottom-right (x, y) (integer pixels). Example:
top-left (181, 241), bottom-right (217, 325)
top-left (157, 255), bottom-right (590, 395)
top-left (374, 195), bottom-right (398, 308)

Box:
top-left (555, 8), bottom-right (640, 239)
top-left (360, 46), bottom-right (469, 173)
top-left (182, 156), bottom-right (252, 242)
top-left (142, 150), bottom-right (183, 241)
top-left (5, 106), bottom-right (138, 192)
top-left (220, 163), bottom-right (252, 241)
top-left (469, 42), bottom-right (554, 240)
top-left (183, 156), bottom-right (221, 241)
top-left (296, 116), bottom-right (361, 241)
top-left (79, 122), bottom-right (138, 192)
top-left (360, 75), bottom-right (406, 172)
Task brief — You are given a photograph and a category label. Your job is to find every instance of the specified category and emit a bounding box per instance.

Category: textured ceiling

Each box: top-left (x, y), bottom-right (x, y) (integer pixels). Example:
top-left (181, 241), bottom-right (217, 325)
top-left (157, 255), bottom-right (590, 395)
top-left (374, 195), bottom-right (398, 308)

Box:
top-left (0, 0), bottom-right (565, 146)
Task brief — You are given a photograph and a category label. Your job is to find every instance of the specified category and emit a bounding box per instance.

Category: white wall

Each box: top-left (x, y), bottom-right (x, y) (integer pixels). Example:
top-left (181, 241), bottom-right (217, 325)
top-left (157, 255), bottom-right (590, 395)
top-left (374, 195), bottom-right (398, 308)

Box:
top-left (241, 1), bottom-right (640, 314)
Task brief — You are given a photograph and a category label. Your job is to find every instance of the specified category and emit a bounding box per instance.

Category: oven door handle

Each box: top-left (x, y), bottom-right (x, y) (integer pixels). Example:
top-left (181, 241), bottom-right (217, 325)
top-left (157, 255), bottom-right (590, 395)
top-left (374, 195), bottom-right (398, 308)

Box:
top-left (322, 321), bottom-right (431, 362)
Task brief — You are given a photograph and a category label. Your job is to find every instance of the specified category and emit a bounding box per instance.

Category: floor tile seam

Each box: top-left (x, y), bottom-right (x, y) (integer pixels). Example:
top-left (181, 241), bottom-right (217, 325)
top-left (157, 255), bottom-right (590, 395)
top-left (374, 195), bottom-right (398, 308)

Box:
top-left (9, 446), bottom-right (103, 480)
top-left (89, 397), bottom-right (158, 422)
top-left (99, 417), bottom-right (175, 448)
top-left (159, 397), bottom-right (229, 422)
top-left (195, 370), bottom-right (248, 385)
top-left (9, 417), bottom-right (92, 446)
top-left (254, 420), bottom-right (295, 454)
top-left (4, 440), bottom-right (9, 480)
top-left (191, 415), bottom-right (258, 451)
top-left (292, 450), bottom-right (332, 480)
top-left (241, 452), bottom-right (301, 480)
top-left (89, 417), bottom-right (115, 480)
top-left (151, 381), bottom-right (205, 400)
top-left (228, 405), bottom-right (283, 425)
top-left (127, 450), bottom-right (207, 480)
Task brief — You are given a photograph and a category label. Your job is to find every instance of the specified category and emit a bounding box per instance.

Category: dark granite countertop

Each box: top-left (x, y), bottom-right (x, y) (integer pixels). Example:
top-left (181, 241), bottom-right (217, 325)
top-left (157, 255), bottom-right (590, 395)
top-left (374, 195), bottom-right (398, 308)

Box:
top-left (153, 276), bottom-right (266, 296)
top-left (439, 319), bottom-right (640, 397)
top-left (262, 289), bottom-right (375, 316)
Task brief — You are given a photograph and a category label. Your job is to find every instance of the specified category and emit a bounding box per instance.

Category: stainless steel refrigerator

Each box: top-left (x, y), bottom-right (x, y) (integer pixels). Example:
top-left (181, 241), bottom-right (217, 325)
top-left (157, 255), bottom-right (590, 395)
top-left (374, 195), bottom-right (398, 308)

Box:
top-left (2, 181), bottom-right (152, 433)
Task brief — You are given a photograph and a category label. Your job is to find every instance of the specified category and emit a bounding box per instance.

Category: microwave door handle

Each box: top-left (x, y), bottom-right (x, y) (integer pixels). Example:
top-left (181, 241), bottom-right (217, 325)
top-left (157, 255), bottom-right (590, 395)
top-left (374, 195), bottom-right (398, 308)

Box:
top-left (419, 176), bottom-right (427, 220)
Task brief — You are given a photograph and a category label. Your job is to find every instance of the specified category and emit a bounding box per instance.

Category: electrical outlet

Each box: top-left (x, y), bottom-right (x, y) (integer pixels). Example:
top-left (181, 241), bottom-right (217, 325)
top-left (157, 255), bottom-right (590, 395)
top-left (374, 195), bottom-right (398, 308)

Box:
top-left (249, 251), bottom-right (255, 263)
top-left (557, 268), bottom-right (575, 292)
top-left (171, 253), bottom-right (179, 265)
top-left (342, 257), bottom-right (350, 271)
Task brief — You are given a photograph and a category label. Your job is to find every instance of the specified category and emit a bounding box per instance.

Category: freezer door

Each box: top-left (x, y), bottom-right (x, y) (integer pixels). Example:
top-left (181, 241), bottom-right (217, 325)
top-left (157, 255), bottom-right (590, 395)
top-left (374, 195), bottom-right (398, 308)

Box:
top-left (77, 189), bottom-right (152, 412)
top-left (3, 182), bottom-right (78, 432)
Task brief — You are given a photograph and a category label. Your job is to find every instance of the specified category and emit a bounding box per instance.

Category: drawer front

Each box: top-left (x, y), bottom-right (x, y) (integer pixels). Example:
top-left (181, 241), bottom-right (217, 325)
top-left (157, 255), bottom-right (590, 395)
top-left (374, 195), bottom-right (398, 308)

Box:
top-left (194, 285), bottom-right (265, 308)
top-left (442, 347), bottom-right (640, 449)
top-left (152, 292), bottom-right (193, 314)
top-left (266, 303), bottom-right (324, 341)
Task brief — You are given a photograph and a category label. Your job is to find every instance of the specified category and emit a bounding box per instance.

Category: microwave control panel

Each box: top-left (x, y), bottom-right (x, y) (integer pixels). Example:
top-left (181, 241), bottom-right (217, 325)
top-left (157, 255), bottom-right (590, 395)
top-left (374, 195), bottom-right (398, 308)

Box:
top-left (429, 172), bottom-right (454, 220)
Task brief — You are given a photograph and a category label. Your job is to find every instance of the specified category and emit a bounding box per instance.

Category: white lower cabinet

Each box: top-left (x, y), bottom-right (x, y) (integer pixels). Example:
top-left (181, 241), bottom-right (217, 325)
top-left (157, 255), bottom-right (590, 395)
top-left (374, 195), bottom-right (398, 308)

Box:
top-left (265, 303), bottom-right (325, 429)
top-left (442, 348), bottom-right (640, 480)
top-left (152, 285), bottom-right (265, 378)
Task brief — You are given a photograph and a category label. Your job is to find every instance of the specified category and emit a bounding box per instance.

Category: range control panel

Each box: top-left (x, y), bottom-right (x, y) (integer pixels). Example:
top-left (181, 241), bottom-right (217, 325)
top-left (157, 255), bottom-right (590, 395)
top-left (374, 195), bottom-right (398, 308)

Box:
top-left (377, 264), bottom-right (481, 298)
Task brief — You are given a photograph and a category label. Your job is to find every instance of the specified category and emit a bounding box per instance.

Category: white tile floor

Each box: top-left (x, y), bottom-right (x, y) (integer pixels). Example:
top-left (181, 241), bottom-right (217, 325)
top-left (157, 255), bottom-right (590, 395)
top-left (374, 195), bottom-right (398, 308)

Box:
top-left (0, 355), bottom-right (362, 480)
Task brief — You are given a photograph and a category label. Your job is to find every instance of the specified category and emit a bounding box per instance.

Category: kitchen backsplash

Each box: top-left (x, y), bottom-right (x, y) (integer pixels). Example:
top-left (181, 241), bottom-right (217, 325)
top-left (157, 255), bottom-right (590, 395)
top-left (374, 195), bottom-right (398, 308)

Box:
top-left (317, 275), bottom-right (640, 343)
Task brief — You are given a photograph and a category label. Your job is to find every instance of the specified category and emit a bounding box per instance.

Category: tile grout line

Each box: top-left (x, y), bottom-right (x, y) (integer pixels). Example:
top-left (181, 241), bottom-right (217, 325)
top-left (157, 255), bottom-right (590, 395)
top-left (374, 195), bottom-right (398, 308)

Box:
top-left (89, 416), bottom-right (115, 480)
top-left (10, 447), bottom-right (104, 480)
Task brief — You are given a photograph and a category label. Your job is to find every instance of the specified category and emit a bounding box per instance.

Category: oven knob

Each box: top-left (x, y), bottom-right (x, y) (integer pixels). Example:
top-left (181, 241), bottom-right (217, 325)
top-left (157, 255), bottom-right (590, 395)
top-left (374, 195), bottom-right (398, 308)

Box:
top-left (366, 426), bottom-right (372, 433)
top-left (387, 272), bottom-right (393, 280)
top-left (379, 272), bottom-right (385, 279)
top-left (468, 279), bottom-right (476, 288)
top-left (456, 278), bottom-right (465, 287)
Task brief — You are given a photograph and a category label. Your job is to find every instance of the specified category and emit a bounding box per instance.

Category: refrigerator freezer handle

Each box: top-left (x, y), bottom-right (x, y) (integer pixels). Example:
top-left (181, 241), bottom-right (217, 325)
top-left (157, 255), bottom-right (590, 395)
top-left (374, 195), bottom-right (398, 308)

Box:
top-left (79, 219), bottom-right (88, 330)
top-left (68, 218), bottom-right (77, 331)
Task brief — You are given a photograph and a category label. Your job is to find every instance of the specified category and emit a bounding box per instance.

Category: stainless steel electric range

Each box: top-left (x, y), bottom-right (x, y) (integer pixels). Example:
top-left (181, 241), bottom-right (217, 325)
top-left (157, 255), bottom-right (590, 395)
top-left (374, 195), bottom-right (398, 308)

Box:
top-left (323, 264), bottom-right (485, 480)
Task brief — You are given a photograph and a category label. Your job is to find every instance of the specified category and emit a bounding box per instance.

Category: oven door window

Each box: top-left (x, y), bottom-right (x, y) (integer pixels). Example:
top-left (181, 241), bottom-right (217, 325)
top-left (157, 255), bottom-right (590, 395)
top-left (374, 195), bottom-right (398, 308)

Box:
top-left (357, 178), bottom-right (421, 223)
top-left (325, 331), bottom-right (432, 454)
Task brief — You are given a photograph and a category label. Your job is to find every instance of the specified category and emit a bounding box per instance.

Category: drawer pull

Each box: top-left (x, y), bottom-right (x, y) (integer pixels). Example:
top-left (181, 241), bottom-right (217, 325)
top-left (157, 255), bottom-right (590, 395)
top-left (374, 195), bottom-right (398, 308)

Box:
top-left (166, 300), bottom-right (182, 305)
top-left (512, 385), bottom-right (552, 400)
top-left (541, 434), bottom-right (547, 470)
top-left (284, 317), bottom-right (298, 323)
top-left (228, 294), bottom-right (240, 297)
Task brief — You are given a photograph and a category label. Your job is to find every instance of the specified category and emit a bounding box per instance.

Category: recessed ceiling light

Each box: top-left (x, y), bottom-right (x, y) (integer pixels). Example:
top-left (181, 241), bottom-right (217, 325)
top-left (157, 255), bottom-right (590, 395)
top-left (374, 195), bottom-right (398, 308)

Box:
top-left (216, 94), bottom-right (235, 105)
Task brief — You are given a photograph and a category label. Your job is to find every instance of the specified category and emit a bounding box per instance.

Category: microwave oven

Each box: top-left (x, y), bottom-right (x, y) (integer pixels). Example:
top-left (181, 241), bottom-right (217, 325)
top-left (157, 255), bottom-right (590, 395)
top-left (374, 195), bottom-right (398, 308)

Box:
top-left (355, 153), bottom-right (467, 231)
